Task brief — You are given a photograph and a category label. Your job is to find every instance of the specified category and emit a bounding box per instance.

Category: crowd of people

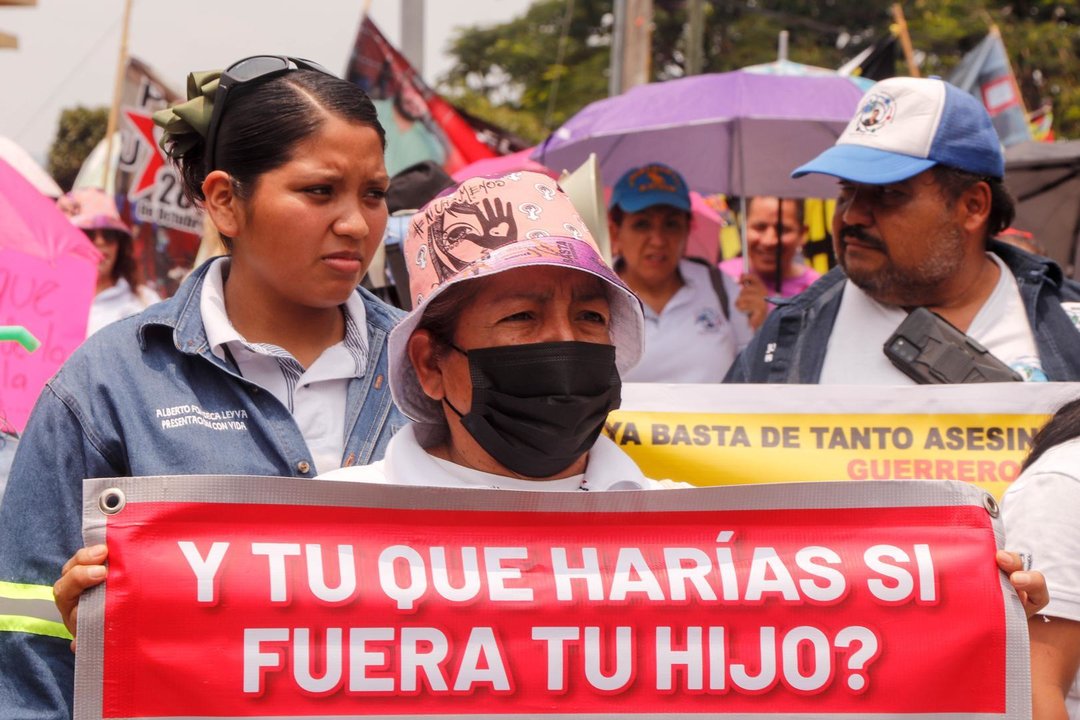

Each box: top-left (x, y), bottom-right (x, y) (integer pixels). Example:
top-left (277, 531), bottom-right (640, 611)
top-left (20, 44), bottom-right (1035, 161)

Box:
top-left (0, 56), bottom-right (1078, 719)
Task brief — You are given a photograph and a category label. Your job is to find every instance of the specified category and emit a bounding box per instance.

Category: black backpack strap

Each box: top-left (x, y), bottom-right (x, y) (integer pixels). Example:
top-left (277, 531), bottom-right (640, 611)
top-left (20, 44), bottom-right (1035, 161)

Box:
top-left (684, 256), bottom-right (730, 320)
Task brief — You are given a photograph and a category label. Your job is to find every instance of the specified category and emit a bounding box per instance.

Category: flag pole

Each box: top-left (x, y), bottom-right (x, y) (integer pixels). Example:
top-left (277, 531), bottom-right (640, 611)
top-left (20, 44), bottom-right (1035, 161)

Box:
top-left (101, 0), bottom-right (133, 190)
top-left (891, 3), bottom-right (920, 78)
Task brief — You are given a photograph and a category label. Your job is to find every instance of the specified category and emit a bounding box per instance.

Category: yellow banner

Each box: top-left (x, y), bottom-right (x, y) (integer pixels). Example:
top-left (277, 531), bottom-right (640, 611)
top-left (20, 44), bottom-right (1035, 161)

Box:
top-left (610, 383), bottom-right (1080, 500)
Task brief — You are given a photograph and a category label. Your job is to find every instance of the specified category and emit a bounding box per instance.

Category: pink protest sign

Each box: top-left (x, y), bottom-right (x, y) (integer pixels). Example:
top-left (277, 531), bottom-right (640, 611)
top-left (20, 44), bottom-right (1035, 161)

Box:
top-left (0, 251), bottom-right (97, 431)
top-left (0, 158), bottom-right (99, 432)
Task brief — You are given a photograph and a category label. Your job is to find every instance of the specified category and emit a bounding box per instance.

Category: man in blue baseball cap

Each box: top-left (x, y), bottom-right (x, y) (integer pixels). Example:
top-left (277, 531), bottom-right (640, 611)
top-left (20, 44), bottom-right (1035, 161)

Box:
top-left (608, 163), bottom-right (752, 382)
top-left (726, 77), bottom-right (1080, 384)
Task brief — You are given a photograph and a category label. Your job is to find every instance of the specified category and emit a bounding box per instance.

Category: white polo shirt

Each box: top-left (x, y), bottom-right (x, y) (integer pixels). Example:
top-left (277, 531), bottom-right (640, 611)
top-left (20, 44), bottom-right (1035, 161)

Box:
top-left (200, 259), bottom-right (369, 474)
top-left (623, 259), bottom-right (752, 383)
top-left (819, 253), bottom-right (1044, 384)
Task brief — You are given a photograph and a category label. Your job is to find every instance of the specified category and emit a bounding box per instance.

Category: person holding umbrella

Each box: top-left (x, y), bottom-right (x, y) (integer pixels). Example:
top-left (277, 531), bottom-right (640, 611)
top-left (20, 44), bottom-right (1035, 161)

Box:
top-left (719, 196), bottom-right (820, 330)
top-left (607, 162), bottom-right (752, 383)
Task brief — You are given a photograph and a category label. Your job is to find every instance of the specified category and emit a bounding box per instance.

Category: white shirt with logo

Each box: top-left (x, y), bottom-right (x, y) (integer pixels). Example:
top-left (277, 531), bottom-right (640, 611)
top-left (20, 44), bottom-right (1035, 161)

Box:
top-left (819, 253), bottom-right (1045, 384)
top-left (624, 259), bottom-right (752, 383)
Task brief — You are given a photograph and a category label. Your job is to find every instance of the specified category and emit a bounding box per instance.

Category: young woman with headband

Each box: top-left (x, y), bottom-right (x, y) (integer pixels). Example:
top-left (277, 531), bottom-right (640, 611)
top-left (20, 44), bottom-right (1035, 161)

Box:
top-left (0, 55), bottom-right (406, 717)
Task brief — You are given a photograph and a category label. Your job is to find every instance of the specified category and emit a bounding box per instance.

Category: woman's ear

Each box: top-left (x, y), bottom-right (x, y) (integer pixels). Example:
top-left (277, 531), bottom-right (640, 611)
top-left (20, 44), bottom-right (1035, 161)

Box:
top-left (407, 329), bottom-right (446, 402)
top-left (202, 170), bottom-right (241, 239)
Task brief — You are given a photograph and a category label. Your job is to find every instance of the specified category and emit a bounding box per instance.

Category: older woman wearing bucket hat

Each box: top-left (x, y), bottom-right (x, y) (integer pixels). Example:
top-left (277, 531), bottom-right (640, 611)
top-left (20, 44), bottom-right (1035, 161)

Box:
top-left (319, 171), bottom-right (672, 489)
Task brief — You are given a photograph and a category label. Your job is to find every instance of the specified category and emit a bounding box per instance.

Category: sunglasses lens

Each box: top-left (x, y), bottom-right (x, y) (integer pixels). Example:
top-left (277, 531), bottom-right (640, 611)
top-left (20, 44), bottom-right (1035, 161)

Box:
top-left (227, 55), bottom-right (290, 82)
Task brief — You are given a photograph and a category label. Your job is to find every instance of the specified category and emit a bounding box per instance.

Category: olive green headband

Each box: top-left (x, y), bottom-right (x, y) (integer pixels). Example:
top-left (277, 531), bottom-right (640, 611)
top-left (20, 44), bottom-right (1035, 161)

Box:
top-left (151, 70), bottom-right (221, 158)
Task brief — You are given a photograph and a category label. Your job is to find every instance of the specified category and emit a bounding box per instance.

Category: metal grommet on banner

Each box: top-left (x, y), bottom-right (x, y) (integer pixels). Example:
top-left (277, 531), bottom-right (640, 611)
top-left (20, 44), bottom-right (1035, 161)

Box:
top-left (98, 488), bottom-right (127, 515)
top-left (982, 493), bottom-right (1000, 518)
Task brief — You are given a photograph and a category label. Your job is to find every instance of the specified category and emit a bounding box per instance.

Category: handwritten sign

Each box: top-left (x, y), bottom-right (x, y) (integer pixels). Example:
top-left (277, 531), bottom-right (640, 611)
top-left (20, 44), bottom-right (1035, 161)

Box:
top-left (0, 249), bottom-right (96, 432)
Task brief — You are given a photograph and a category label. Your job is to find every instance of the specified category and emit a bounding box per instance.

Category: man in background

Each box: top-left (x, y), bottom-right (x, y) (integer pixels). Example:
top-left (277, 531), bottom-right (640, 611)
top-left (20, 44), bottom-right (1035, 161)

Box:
top-left (727, 76), bottom-right (1080, 384)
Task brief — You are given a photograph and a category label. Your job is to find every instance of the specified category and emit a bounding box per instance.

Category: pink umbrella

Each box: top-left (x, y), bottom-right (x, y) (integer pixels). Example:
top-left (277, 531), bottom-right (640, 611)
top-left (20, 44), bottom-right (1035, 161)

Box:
top-left (451, 147), bottom-right (559, 182)
top-left (687, 192), bottom-right (724, 265)
top-left (0, 158), bottom-right (100, 432)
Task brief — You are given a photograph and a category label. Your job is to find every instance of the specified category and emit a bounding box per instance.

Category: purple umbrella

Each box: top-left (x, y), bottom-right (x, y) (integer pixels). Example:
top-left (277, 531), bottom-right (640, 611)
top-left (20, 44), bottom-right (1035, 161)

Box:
top-left (534, 69), bottom-right (866, 200)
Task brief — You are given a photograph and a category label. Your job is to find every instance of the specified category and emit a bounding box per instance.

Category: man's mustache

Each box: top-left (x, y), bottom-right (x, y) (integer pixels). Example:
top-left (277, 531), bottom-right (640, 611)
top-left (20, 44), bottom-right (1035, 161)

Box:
top-left (839, 225), bottom-right (886, 252)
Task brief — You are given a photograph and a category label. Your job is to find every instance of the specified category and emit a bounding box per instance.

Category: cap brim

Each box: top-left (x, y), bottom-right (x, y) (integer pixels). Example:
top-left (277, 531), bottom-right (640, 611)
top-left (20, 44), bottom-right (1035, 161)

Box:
top-left (388, 238), bottom-right (645, 424)
top-left (613, 191), bottom-right (691, 214)
top-left (792, 144), bottom-right (937, 184)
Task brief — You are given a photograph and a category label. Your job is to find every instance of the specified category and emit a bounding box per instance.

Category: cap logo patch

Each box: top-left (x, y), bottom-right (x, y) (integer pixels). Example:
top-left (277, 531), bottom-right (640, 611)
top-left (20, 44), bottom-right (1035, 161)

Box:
top-left (629, 165), bottom-right (682, 193)
top-left (854, 92), bottom-right (897, 134)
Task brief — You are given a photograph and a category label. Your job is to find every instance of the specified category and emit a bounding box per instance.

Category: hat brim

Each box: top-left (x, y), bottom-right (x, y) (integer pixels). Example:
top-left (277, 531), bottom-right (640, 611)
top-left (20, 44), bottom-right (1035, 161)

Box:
top-left (612, 191), bottom-right (691, 214)
top-left (388, 237), bottom-right (645, 424)
top-left (792, 144), bottom-right (937, 185)
top-left (72, 215), bottom-right (133, 238)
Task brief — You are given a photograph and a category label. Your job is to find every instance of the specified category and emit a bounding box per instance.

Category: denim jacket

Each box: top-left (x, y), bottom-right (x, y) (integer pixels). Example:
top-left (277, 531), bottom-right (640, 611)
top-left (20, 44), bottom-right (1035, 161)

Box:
top-left (726, 240), bottom-right (1080, 383)
top-left (0, 259), bottom-right (406, 719)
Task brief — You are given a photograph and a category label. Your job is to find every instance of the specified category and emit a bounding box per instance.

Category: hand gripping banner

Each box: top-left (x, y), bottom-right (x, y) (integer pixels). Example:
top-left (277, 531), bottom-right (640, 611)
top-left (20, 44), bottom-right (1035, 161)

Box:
top-left (75, 477), bottom-right (1030, 719)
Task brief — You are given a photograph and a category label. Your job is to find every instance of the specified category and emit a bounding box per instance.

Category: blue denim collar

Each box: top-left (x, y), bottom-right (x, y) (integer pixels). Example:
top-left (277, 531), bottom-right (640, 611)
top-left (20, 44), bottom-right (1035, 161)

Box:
top-left (132, 257), bottom-right (405, 362)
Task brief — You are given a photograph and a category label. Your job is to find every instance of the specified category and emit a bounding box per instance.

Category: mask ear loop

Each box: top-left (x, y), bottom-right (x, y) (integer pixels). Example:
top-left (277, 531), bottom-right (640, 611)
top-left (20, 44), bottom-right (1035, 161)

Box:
top-left (437, 339), bottom-right (469, 419)
top-left (442, 396), bottom-right (467, 418)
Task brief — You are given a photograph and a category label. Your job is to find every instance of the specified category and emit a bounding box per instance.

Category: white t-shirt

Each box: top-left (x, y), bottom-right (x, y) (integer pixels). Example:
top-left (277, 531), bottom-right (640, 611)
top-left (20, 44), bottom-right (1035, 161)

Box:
top-left (1003, 436), bottom-right (1080, 718)
top-left (319, 424), bottom-right (680, 491)
top-left (200, 259), bottom-right (369, 475)
top-left (819, 253), bottom-right (1044, 384)
top-left (87, 278), bottom-right (161, 337)
top-left (624, 259), bottom-right (753, 383)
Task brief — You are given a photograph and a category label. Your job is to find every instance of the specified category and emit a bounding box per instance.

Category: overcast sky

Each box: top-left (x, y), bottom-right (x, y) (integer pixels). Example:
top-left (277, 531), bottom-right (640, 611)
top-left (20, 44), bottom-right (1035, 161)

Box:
top-left (0, 0), bottom-right (534, 163)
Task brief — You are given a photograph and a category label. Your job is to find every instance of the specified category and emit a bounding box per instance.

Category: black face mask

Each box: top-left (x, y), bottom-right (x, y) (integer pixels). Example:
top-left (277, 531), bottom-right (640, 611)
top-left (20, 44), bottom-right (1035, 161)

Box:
top-left (442, 341), bottom-right (622, 478)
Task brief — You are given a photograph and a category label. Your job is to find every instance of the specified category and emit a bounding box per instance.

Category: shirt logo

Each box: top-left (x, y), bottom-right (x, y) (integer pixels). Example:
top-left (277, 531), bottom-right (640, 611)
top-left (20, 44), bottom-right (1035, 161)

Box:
top-left (695, 307), bottom-right (722, 333)
top-left (155, 404), bottom-right (249, 431)
top-left (854, 92), bottom-right (897, 134)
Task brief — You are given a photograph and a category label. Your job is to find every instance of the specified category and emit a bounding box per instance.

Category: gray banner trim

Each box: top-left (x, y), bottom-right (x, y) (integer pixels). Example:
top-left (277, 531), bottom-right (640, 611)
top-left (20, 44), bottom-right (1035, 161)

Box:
top-left (73, 476), bottom-right (1029, 720)
top-left (79, 476), bottom-right (988, 513)
top-left (0, 596), bottom-right (64, 625)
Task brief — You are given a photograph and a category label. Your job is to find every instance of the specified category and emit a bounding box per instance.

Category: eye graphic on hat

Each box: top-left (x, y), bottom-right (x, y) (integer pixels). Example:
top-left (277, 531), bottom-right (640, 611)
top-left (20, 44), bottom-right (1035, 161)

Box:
top-left (855, 93), bottom-right (896, 134)
top-left (427, 198), bottom-right (520, 284)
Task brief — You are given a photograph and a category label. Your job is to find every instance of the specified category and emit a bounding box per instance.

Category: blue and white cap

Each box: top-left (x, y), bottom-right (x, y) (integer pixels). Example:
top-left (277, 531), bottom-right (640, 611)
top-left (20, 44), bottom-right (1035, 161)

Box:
top-left (792, 77), bottom-right (1005, 184)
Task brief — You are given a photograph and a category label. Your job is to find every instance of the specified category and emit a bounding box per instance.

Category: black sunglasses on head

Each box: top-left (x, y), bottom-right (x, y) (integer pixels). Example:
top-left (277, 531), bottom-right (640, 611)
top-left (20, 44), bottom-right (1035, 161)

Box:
top-left (204, 55), bottom-right (333, 175)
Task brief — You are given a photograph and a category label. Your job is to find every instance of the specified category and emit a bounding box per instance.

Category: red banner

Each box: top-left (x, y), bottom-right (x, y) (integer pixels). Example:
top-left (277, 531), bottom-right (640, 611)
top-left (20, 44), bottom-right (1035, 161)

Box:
top-left (75, 478), bottom-right (1028, 719)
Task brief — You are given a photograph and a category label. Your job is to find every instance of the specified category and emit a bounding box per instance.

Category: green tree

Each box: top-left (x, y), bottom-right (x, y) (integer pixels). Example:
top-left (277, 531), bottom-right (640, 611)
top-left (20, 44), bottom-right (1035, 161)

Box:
top-left (440, 0), bottom-right (613, 142)
top-left (441, 1), bottom-right (1079, 141)
top-left (47, 105), bottom-right (108, 192)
